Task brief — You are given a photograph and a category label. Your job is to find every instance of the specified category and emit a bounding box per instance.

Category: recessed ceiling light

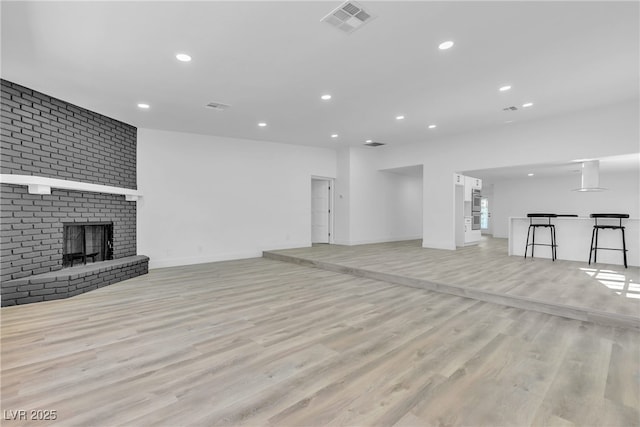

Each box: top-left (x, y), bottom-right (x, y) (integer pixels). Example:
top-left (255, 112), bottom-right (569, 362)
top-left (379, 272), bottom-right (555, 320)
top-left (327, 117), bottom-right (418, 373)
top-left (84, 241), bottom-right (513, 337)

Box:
top-left (137, 103), bottom-right (150, 109)
top-left (504, 120), bottom-right (514, 124)
top-left (176, 53), bottom-right (192, 62)
top-left (258, 122), bottom-right (267, 127)
top-left (528, 173), bottom-right (535, 176)
top-left (438, 41), bottom-right (454, 50)
top-left (365, 139), bottom-right (372, 143)
top-left (396, 115), bottom-right (405, 120)
top-left (499, 85), bottom-right (512, 92)
top-left (331, 134), bottom-right (338, 138)
top-left (522, 102), bottom-right (533, 108)
top-left (428, 124), bottom-right (437, 129)
top-left (321, 94), bottom-right (332, 101)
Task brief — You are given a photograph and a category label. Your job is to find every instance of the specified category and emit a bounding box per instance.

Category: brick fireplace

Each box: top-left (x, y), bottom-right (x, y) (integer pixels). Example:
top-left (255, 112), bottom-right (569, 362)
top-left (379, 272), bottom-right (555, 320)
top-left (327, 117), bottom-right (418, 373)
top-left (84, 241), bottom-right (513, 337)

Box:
top-left (1, 79), bottom-right (148, 306)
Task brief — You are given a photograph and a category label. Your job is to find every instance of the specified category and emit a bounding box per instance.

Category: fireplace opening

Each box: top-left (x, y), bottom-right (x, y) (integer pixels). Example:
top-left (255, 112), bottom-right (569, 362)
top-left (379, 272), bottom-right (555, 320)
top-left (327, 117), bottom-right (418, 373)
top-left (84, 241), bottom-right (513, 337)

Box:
top-left (63, 222), bottom-right (114, 267)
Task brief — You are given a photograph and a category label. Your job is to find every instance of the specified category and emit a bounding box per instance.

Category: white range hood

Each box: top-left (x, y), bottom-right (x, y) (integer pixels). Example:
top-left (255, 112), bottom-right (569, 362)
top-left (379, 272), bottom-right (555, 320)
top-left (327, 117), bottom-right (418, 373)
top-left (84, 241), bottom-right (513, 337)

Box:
top-left (573, 160), bottom-right (606, 192)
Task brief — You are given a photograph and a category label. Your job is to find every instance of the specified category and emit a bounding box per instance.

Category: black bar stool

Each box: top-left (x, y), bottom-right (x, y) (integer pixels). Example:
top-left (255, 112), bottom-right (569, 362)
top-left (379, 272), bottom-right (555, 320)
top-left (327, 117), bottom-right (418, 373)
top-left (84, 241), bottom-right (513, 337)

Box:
top-left (524, 213), bottom-right (557, 261)
top-left (588, 213), bottom-right (629, 268)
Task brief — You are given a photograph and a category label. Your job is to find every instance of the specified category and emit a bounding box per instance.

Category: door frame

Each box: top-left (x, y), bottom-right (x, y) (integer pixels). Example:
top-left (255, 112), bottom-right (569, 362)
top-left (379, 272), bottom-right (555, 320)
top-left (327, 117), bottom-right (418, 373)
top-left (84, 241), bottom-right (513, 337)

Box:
top-left (311, 176), bottom-right (334, 244)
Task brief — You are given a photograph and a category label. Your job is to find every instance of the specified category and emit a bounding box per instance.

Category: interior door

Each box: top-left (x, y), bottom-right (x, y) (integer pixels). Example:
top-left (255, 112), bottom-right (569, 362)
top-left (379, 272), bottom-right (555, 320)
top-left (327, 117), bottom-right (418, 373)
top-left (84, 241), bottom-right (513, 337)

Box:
top-left (311, 179), bottom-right (330, 243)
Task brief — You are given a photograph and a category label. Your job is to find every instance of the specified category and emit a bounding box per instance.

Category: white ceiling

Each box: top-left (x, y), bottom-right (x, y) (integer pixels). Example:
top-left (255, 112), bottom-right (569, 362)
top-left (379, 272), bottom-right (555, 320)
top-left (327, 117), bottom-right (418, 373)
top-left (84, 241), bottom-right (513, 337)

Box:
top-left (464, 153), bottom-right (640, 185)
top-left (1, 1), bottom-right (638, 149)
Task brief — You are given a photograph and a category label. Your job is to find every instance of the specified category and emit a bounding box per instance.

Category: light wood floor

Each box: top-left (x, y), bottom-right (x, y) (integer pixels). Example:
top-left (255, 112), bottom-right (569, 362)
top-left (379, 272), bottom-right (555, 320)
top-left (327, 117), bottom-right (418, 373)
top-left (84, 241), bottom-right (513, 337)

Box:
top-left (1, 257), bottom-right (638, 426)
top-left (268, 237), bottom-right (640, 321)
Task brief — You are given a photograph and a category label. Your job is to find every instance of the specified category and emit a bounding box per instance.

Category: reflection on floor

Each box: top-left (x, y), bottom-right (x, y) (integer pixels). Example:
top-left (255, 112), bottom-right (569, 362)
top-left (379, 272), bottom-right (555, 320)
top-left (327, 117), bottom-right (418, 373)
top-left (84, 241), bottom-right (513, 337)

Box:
top-left (265, 237), bottom-right (640, 328)
top-left (580, 267), bottom-right (640, 299)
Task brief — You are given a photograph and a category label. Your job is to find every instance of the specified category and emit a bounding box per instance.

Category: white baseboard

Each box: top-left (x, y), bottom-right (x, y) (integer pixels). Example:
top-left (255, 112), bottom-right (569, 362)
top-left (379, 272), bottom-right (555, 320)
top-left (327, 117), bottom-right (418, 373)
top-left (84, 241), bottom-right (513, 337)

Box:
top-left (148, 241), bottom-right (310, 270)
top-left (149, 252), bottom-right (260, 269)
top-left (334, 235), bottom-right (422, 246)
top-left (422, 241), bottom-right (456, 250)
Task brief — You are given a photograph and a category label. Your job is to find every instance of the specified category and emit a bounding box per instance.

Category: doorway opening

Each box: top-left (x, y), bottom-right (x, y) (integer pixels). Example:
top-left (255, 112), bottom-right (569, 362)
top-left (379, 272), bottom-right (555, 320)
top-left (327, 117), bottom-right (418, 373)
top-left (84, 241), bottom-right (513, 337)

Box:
top-left (311, 177), bottom-right (334, 244)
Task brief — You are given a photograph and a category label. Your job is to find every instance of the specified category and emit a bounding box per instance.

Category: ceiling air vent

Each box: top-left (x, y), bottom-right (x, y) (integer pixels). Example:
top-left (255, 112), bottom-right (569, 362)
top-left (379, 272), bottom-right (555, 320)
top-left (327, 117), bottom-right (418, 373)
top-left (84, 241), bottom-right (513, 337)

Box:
top-left (364, 141), bottom-right (385, 147)
top-left (321, 1), bottom-right (376, 34)
top-left (205, 102), bottom-right (230, 111)
top-left (503, 106), bottom-right (518, 111)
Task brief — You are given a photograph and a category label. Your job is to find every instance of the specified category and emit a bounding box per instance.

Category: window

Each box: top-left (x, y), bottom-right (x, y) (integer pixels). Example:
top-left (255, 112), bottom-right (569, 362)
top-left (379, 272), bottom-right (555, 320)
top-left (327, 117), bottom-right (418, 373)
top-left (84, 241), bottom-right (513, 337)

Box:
top-left (480, 198), bottom-right (489, 230)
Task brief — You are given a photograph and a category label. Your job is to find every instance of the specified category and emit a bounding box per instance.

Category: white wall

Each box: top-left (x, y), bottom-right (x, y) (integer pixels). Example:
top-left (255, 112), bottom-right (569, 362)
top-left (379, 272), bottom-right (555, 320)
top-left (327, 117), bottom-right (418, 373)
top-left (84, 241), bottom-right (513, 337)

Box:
top-left (137, 129), bottom-right (336, 269)
top-left (333, 148), bottom-right (351, 245)
top-left (137, 100), bottom-right (637, 266)
top-left (345, 100), bottom-right (640, 250)
top-left (384, 170), bottom-right (423, 241)
top-left (337, 148), bottom-right (423, 245)
top-left (491, 170), bottom-right (640, 238)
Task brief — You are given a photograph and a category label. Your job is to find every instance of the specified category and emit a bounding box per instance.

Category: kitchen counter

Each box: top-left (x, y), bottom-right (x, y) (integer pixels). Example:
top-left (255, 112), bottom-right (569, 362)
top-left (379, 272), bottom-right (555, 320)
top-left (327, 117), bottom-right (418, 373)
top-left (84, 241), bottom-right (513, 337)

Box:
top-left (508, 216), bottom-right (639, 267)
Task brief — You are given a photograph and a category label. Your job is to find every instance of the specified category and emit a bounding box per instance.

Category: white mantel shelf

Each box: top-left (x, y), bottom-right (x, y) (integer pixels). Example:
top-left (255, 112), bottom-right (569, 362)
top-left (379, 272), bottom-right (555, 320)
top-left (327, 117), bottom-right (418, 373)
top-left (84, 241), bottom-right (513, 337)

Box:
top-left (0, 174), bottom-right (142, 201)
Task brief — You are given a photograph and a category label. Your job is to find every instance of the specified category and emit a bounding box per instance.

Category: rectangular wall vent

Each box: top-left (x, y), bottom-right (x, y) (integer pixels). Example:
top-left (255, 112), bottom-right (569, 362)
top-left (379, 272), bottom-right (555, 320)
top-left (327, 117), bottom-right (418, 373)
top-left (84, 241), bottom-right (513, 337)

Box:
top-left (321, 1), bottom-right (376, 34)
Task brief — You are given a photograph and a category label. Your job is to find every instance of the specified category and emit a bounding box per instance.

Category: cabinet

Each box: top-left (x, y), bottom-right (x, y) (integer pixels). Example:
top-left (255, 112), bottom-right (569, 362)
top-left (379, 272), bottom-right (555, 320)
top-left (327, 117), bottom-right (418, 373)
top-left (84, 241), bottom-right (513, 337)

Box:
top-left (454, 173), bottom-right (464, 186)
top-left (463, 176), bottom-right (482, 201)
top-left (461, 174), bottom-right (482, 246)
top-left (464, 217), bottom-right (472, 234)
top-left (464, 217), bottom-right (481, 244)
top-left (464, 176), bottom-right (473, 201)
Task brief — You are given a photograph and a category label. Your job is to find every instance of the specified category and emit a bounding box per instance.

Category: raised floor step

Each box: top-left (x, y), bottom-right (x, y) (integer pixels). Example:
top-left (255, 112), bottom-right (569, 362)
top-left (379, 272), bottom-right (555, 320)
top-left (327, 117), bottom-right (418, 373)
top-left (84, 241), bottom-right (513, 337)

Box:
top-left (263, 250), bottom-right (640, 330)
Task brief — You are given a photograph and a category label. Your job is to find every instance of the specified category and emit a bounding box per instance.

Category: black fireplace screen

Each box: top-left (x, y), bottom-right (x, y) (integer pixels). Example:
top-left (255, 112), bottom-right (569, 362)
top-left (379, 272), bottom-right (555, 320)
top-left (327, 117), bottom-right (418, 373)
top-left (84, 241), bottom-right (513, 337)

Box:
top-left (63, 222), bottom-right (113, 267)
